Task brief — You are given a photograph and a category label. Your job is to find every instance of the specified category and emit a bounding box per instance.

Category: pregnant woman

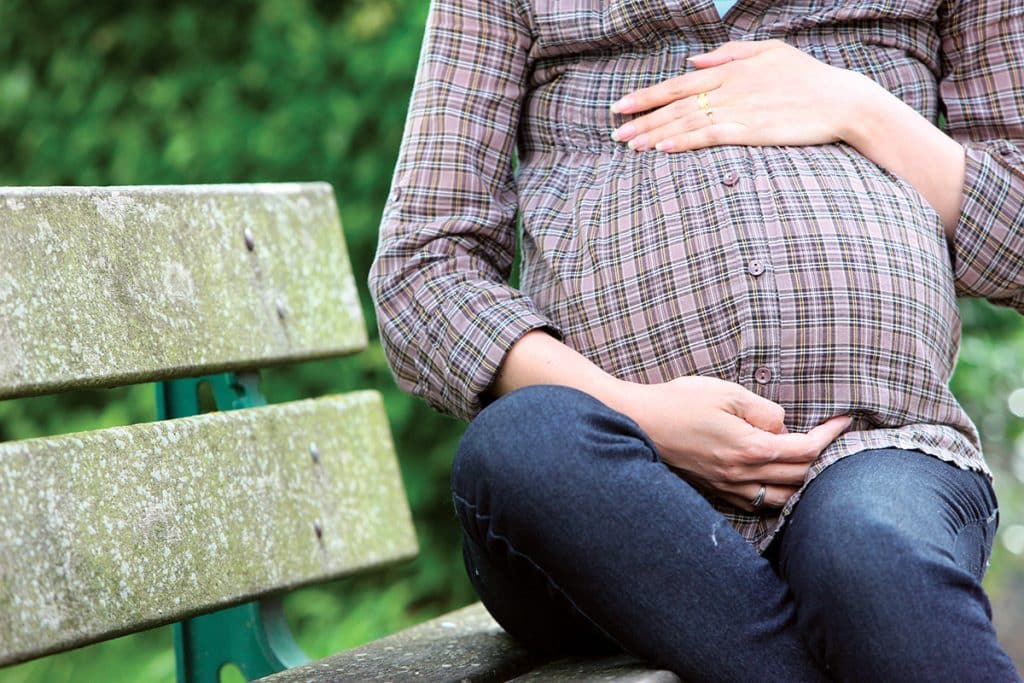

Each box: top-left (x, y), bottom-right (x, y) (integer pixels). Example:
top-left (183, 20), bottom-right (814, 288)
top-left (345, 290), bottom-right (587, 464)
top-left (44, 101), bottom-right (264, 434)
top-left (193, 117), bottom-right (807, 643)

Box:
top-left (370, 0), bottom-right (1024, 680)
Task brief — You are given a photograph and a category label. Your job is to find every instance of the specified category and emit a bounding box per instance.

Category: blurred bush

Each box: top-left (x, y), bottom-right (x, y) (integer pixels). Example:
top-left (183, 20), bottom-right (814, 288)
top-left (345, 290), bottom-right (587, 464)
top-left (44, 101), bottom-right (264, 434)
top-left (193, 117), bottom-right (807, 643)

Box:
top-left (0, 1), bottom-right (475, 680)
top-left (0, 0), bottom-right (1021, 679)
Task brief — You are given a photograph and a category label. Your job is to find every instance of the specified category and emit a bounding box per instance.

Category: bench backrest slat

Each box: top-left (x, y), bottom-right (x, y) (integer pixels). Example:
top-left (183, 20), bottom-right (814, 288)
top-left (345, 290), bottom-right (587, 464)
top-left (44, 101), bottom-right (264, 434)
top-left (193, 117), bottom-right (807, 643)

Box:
top-left (0, 183), bottom-right (366, 399)
top-left (0, 391), bottom-right (418, 666)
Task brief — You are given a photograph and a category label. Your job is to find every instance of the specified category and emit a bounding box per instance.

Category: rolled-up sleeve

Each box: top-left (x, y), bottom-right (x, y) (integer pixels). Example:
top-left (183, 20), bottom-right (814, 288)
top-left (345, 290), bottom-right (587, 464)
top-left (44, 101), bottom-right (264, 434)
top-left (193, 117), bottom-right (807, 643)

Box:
top-left (368, 0), bottom-right (560, 420)
top-left (940, 0), bottom-right (1024, 313)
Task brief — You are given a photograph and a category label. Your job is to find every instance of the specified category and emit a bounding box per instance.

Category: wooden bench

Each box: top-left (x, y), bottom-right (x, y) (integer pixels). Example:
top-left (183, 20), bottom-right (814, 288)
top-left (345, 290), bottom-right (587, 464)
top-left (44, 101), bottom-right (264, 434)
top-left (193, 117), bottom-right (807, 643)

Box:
top-left (0, 183), bottom-right (676, 682)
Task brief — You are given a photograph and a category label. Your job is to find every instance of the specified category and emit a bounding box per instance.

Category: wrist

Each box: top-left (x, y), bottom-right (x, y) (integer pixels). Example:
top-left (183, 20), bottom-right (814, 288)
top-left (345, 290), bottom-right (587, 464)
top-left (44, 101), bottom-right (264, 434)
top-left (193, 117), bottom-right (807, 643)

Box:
top-left (600, 379), bottom-right (664, 439)
top-left (588, 375), bottom-right (635, 416)
top-left (493, 330), bottom-right (633, 410)
top-left (834, 69), bottom-right (886, 148)
top-left (829, 69), bottom-right (966, 234)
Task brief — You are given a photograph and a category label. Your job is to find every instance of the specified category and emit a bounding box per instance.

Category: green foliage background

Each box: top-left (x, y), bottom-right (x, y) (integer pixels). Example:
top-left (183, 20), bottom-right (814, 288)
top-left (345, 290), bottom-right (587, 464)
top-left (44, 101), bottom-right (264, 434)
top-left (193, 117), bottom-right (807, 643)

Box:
top-left (0, 0), bottom-right (1022, 679)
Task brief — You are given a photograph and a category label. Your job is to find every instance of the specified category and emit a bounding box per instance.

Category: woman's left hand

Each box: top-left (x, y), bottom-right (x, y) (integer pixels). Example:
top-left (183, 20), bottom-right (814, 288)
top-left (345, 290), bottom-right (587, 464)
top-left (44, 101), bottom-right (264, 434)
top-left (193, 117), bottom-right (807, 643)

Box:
top-left (610, 40), bottom-right (863, 153)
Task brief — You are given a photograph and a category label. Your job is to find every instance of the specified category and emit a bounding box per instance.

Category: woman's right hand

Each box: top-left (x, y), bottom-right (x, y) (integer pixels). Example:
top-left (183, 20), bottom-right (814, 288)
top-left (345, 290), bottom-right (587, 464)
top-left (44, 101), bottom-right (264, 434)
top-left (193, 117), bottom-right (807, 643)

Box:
top-left (611, 377), bottom-right (851, 512)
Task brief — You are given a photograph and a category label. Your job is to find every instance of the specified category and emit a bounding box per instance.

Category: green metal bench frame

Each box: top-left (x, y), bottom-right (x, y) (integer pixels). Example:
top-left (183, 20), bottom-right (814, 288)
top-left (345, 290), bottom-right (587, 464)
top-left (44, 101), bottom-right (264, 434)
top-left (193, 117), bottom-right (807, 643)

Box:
top-left (159, 373), bottom-right (307, 682)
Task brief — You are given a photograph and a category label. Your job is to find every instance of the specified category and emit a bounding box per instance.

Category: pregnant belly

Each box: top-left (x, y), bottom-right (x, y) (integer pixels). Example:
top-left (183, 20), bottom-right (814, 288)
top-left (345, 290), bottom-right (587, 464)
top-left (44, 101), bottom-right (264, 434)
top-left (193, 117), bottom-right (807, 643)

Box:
top-left (519, 145), bottom-right (960, 425)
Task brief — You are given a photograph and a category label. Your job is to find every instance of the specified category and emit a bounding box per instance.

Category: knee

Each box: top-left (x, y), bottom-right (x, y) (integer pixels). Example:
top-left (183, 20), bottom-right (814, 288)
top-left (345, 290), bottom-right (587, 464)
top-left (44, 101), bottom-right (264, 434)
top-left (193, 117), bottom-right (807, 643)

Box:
top-left (788, 508), bottom-right (922, 595)
top-left (452, 384), bottom-right (650, 512)
top-left (781, 454), bottom-right (947, 599)
top-left (782, 495), bottom-right (961, 648)
top-left (778, 453), bottom-right (1006, 677)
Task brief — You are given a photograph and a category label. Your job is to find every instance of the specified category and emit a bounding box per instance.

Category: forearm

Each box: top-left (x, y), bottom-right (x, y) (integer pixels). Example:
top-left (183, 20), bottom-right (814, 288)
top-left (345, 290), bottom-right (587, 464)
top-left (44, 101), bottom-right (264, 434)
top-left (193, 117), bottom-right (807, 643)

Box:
top-left (492, 330), bottom-right (629, 412)
top-left (838, 72), bottom-right (966, 238)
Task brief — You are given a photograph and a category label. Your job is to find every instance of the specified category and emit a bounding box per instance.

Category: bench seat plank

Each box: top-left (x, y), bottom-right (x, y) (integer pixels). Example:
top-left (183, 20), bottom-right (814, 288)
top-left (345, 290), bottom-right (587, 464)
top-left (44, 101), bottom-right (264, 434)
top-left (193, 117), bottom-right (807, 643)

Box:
top-left (0, 391), bottom-right (417, 666)
top-left (259, 602), bottom-right (549, 683)
top-left (260, 602), bottom-right (680, 683)
top-left (510, 656), bottom-right (680, 682)
top-left (0, 183), bottom-right (365, 399)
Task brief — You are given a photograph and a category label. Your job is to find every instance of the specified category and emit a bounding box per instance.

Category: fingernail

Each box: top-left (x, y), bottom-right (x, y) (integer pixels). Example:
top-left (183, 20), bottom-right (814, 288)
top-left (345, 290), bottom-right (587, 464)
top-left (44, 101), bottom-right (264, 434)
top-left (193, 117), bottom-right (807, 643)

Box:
top-left (610, 96), bottom-right (633, 114)
top-left (627, 134), bottom-right (648, 151)
top-left (611, 124), bottom-right (635, 142)
top-left (655, 140), bottom-right (674, 152)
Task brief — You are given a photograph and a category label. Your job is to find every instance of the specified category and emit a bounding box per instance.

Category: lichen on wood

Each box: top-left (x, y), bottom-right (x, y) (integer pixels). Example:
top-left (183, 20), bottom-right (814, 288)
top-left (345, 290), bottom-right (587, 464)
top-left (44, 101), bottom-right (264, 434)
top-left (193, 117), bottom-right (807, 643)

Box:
top-left (0, 183), bottom-right (367, 399)
top-left (0, 391), bottom-right (417, 666)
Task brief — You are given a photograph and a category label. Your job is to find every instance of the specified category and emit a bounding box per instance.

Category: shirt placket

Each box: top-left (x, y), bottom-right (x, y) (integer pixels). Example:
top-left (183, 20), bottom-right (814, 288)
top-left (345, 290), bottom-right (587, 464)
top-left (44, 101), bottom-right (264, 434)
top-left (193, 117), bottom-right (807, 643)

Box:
top-left (731, 158), bottom-right (782, 404)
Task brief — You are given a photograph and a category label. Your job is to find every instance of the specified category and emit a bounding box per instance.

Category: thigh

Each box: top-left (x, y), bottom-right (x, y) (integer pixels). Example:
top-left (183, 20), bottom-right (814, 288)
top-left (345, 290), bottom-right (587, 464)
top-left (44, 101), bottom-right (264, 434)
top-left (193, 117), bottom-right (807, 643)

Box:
top-left (777, 448), bottom-right (998, 581)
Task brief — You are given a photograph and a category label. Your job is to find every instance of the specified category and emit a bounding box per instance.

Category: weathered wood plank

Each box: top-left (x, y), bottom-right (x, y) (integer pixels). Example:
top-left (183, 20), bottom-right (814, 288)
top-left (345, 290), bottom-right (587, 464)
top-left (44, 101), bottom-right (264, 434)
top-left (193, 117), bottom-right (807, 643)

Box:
top-left (259, 600), bottom-right (680, 683)
top-left (0, 183), bottom-right (365, 399)
top-left (510, 656), bottom-right (681, 682)
top-left (259, 603), bottom-right (550, 683)
top-left (0, 391), bottom-right (417, 666)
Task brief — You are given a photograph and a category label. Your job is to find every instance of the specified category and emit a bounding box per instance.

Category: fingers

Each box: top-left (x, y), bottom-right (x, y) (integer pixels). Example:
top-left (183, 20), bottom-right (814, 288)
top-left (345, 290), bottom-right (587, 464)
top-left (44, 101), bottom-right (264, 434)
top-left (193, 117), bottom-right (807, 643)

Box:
top-left (611, 97), bottom-right (705, 149)
top-left (741, 462), bottom-right (812, 486)
top-left (706, 414), bottom-right (849, 512)
top-left (610, 70), bottom-right (721, 115)
top-left (613, 110), bottom-right (747, 154)
top-left (675, 469), bottom-right (798, 513)
top-left (616, 107), bottom-right (718, 152)
top-left (730, 389), bottom-right (787, 435)
top-left (611, 40), bottom-right (783, 115)
top-left (719, 483), bottom-right (800, 513)
top-left (655, 122), bottom-right (748, 152)
top-left (687, 40), bottom-right (780, 68)
top-left (749, 415), bottom-right (853, 464)
top-left (805, 414), bottom-right (855, 449)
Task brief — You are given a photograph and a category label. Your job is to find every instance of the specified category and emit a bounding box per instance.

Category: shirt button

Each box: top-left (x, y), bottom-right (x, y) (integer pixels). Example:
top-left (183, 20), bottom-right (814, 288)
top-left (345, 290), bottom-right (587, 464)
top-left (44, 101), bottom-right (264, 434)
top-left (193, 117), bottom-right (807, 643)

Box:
top-left (393, 188), bottom-right (402, 201)
top-left (722, 171), bottom-right (740, 187)
top-left (748, 260), bottom-right (765, 277)
top-left (754, 367), bottom-right (773, 384)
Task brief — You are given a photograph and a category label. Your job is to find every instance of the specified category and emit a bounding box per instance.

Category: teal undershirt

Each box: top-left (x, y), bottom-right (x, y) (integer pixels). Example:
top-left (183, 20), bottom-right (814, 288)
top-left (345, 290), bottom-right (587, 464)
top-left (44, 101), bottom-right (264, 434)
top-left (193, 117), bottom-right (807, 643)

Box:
top-left (713, 0), bottom-right (738, 17)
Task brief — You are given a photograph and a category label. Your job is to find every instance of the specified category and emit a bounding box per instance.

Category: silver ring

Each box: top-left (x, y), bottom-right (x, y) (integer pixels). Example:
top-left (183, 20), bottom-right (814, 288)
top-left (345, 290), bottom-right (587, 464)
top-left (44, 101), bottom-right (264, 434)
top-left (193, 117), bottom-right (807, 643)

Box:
top-left (751, 485), bottom-right (767, 509)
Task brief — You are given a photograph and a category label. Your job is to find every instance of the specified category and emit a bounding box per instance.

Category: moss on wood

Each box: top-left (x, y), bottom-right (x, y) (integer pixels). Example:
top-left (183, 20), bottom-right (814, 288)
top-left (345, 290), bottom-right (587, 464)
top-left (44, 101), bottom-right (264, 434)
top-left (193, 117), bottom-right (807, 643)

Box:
top-left (0, 391), bottom-right (417, 666)
top-left (0, 183), bottom-right (366, 399)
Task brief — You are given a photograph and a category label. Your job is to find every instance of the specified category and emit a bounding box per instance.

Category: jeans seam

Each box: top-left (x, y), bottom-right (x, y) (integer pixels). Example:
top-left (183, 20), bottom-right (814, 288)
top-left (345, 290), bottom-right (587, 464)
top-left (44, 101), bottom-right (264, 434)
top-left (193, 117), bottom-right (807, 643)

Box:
top-left (452, 491), bottom-right (630, 654)
top-left (952, 508), bottom-right (998, 581)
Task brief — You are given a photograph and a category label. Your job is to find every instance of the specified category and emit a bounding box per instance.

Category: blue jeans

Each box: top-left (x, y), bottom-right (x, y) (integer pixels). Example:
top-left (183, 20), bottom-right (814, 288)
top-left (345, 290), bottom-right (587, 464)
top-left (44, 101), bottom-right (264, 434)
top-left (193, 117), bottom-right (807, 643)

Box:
top-left (451, 385), bottom-right (1020, 682)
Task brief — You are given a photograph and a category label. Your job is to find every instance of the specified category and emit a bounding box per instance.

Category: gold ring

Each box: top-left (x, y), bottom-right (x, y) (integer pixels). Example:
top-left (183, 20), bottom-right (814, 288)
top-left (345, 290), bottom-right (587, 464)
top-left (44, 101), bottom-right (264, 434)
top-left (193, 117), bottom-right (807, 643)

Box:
top-left (697, 91), bottom-right (715, 124)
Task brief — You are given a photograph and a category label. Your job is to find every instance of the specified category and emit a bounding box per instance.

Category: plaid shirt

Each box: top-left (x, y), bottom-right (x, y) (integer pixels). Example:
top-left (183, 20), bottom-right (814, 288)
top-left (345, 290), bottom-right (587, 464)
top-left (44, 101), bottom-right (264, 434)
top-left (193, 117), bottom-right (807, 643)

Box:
top-left (370, 0), bottom-right (1024, 549)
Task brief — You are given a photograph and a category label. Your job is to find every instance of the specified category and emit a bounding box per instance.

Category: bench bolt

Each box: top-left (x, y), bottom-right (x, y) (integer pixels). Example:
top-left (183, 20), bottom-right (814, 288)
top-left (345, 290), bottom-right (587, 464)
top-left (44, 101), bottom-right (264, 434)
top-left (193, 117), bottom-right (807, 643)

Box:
top-left (243, 227), bottom-right (255, 251)
top-left (313, 520), bottom-right (323, 540)
top-left (310, 442), bottom-right (320, 464)
top-left (276, 299), bottom-right (287, 320)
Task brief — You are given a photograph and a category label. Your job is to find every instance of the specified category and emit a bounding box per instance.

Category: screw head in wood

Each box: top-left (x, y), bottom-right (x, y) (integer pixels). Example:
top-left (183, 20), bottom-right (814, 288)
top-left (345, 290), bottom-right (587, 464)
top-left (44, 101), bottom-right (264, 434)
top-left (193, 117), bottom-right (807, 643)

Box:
top-left (313, 520), bottom-right (324, 540)
top-left (310, 442), bottom-right (320, 464)
top-left (243, 227), bottom-right (255, 251)
top-left (276, 299), bottom-right (287, 319)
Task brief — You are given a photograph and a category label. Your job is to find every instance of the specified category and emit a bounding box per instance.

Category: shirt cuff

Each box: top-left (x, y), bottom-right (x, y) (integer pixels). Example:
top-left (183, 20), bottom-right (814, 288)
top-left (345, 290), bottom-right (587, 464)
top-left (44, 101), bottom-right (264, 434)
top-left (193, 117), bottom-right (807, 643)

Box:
top-left (425, 292), bottom-right (563, 422)
top-left (952, 140), bottom-right (1024, 308)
